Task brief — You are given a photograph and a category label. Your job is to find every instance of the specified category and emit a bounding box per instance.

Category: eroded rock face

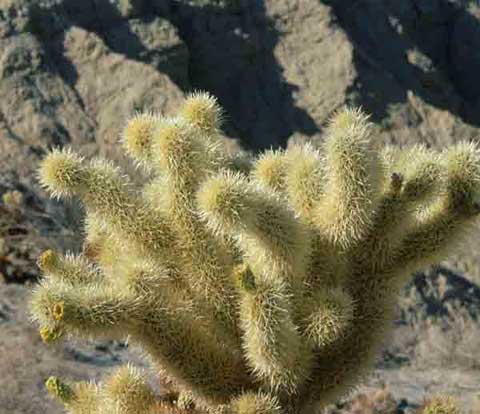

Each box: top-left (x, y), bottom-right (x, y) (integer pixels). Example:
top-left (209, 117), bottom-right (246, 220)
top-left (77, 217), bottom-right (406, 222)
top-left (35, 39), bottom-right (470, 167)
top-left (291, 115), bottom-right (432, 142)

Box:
top-left (2, 0), bottom-right (480, 162)
top-left (265, 0), bottom-right (355, 142)
top-left (0, 0), bottom-right (187, 175)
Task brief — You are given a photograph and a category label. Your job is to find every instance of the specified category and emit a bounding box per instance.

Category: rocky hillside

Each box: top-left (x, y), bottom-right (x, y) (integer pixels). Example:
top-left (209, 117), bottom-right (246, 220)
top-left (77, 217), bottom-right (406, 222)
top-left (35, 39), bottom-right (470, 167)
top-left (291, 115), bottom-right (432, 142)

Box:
top-left (1, 0), bottom-right (480, 413)
top-left (3, 0), bottom-right (480, 168)
top-left (3, 0), bottom-right (480, 280)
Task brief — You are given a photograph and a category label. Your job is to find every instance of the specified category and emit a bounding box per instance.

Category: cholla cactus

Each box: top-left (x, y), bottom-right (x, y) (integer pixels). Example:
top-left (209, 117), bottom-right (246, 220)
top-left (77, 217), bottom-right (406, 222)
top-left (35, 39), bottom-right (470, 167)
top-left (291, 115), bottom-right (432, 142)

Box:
top-left (30, 92), bottom-right (480, 414)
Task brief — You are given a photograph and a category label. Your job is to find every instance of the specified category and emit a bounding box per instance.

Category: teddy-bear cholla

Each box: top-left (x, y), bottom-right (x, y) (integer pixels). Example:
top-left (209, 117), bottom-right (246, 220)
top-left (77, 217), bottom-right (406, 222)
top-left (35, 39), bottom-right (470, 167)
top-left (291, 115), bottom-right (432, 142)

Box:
top-left (30, 92), bottom-right (480, 414)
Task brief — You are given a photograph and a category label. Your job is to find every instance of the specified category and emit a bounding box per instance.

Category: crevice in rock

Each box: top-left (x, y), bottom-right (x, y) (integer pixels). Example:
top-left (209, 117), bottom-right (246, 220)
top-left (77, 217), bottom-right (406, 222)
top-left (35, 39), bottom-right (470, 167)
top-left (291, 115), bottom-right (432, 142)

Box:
top-left (6, 0), bottom-right (320, 151)
top-left (322, 0), bottom-right (480, 128)
top-left (26, 5), bottom-right (97, 130)
top-left (0, 110), bottom-right (24, 144)
top-left (166, 0), bottom-right (319, 150)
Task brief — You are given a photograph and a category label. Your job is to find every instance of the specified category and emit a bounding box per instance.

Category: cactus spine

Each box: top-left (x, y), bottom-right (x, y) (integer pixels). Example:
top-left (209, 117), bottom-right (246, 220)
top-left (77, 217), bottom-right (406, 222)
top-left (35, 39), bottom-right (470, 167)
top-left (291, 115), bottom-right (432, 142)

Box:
top-left (30, 92), bottom-right (480, 414)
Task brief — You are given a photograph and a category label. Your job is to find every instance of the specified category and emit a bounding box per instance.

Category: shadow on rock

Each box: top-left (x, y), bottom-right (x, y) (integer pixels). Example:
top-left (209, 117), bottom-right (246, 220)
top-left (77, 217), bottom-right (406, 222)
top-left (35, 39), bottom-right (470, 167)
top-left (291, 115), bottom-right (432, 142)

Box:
top-left (322, 0), bottom-right (480, 127)
top-left (167, 1), bottom-right (319, 150)
top-left (402, 264), bottom-right (480, 323)
top-left (27, 0), bottom-right (319, 151)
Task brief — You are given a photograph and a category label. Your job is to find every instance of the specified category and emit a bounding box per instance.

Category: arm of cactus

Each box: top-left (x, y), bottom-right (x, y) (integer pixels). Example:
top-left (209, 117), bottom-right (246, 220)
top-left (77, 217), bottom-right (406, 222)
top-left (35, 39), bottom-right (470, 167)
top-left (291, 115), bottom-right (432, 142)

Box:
top-left (46, 366), bottom-right (159, 414)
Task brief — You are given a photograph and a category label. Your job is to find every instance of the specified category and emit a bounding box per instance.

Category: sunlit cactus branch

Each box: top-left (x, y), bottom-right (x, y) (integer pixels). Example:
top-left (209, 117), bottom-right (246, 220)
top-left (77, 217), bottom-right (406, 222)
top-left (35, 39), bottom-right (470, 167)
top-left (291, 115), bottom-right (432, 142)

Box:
top-left (30, 92), bottom-right (480, 414)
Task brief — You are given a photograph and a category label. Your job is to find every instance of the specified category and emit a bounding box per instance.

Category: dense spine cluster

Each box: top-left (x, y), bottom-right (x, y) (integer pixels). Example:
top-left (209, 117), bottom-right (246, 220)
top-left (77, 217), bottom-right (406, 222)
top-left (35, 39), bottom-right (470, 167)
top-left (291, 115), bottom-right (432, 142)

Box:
top-left (30, 92), bottom-right (480, 414)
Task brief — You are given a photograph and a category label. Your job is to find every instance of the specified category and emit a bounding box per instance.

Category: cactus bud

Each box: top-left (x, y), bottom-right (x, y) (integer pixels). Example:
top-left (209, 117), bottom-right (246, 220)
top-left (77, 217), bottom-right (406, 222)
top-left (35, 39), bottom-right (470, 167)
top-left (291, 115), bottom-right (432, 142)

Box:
top-left (232, 263), bottom-right (256, 292)
top-left (37, 249), bottom-right (58, 273)
top-left (103, 365), bottom-right (156, 414)
top-left (38, 148), bottom-right (86, 198)
top-left (122, 112), bottom-right (159, 165)
top-left (45, 377), bottom-right (75, 404)
top-left (180, 91), bottom-right (223, 135)
top-left (39, 325), bottom-right (63, 344)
